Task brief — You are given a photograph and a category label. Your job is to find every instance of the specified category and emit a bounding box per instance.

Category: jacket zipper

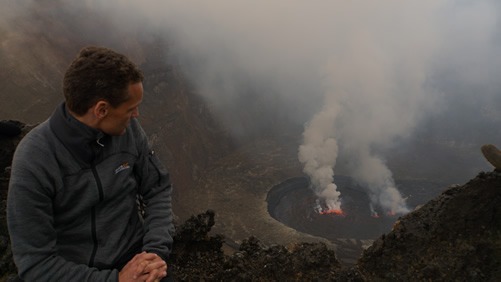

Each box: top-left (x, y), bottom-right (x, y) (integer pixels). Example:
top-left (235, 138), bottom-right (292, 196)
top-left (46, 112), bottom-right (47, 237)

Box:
top-left (149, 150), bottom-right (162, 186)
top-left (88, 165), bottom-right (104, 267)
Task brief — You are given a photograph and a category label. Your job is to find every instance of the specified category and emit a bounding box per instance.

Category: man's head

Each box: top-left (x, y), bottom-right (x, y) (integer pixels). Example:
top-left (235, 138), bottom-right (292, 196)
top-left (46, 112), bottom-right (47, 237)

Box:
top-left (63, 46), bottom-right (144, 135)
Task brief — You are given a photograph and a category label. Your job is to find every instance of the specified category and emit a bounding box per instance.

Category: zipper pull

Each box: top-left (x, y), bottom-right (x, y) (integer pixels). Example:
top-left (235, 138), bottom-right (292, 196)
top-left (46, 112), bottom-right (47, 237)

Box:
top-left (96, 138), bottom-right (104, 147)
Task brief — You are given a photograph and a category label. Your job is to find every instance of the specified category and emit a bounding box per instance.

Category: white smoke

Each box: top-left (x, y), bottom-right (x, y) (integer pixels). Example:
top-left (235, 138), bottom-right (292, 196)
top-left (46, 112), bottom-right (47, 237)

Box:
top-left (298, 103), bottom-right (341, 210)
top-left (294, 1), bottom-right (444, 214)
top-left (350, 153), bottom-right (409, 214)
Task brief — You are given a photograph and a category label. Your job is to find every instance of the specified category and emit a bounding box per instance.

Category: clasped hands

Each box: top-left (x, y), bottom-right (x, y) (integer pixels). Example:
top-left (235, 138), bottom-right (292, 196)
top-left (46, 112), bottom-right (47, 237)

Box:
top-left (119, 252), bottom-right (167, 282)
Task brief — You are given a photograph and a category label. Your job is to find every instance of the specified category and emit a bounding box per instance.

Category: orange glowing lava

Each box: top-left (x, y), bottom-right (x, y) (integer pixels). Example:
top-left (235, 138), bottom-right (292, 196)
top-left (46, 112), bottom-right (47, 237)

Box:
top-left (319, 209), bottom-right (345, 216)
top-left (387, 211), bottom-right (396, 216)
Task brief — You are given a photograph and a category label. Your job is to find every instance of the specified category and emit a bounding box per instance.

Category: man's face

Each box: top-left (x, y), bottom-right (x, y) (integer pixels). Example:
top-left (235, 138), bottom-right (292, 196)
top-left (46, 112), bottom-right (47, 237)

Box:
top-left (99, 82), bottom-right (143, 136)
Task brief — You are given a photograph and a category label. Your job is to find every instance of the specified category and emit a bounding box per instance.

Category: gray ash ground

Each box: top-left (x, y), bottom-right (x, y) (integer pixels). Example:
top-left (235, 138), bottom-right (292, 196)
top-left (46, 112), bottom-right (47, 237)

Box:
top-left (268, 176), bottom-right (445, 240)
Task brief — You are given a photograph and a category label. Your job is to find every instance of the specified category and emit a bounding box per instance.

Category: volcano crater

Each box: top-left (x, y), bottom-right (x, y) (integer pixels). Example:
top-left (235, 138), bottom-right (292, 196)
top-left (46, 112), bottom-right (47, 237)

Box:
top-left (267, 176), bottom-right (444, 240)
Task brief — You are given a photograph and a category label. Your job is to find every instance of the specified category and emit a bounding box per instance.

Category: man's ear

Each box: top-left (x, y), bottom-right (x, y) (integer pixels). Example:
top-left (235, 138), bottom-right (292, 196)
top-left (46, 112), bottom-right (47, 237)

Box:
top-left (93, 100), bottom-right (109, 119)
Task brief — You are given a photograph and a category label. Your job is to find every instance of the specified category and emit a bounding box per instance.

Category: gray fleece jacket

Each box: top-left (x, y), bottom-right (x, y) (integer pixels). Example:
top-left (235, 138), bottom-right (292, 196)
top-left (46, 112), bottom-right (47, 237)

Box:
top-left (7, 103), bottom-right (174, 281)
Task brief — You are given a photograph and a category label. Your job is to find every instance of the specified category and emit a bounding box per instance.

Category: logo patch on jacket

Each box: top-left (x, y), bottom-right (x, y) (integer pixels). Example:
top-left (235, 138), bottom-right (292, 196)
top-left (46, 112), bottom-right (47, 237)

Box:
top-left (114, 162), bottom-right (130, 174)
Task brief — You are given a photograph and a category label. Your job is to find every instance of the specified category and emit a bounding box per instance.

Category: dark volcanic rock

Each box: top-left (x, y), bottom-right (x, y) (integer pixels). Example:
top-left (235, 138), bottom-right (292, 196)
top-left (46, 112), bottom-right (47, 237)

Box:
top-left (170, 210), bottom-right (226, 280)
top-left (0, 121), bottom-right (22, 138)
top-left (0, 120), bottom-right (35, 280)
top-left (356, 170), bottom-right (501, 281)
top-left (0, 121), bottom-right (27, 175)
top-left (216, 237), bottom-right (341, 281)
top-left (170, 211), bottom-right (342, 281)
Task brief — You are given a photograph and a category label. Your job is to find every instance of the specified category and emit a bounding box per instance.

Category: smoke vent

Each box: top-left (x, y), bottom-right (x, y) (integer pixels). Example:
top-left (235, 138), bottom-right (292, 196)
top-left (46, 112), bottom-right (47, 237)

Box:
top-left (267, 176), bottom-right (443, 240)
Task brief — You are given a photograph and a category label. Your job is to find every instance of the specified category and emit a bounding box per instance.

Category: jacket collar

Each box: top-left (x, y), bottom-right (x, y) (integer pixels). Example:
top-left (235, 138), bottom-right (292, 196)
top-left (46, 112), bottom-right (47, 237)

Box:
top-left (49, 102), bottom-right (109, 165)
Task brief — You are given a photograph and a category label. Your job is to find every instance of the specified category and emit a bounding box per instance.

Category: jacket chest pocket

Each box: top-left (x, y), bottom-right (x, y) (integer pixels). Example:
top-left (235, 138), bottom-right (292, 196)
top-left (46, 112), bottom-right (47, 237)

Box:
top-left (95, 156), bottom-right (138, 201)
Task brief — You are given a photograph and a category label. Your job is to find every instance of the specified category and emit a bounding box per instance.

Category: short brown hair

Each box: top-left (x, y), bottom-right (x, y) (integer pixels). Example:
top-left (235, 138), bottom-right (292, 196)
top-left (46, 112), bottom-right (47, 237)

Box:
top-left (63, 46), bottom-right (144, 116)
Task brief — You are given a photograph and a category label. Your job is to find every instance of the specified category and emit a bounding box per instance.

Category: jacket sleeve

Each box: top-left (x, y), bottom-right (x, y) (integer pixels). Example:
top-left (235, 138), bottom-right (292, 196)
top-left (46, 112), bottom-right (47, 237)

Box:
top-left (133, 120), bottom-right (174, 261)
top-left (7, 133), bottom-right (119, 282)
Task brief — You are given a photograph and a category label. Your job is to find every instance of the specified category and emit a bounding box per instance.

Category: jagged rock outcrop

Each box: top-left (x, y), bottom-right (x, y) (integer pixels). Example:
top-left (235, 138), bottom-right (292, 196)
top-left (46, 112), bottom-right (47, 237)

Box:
top-left (169, 210), bottom-right (342, 281)
top-left (0, 120), bottom-right (34, 280)
top-left (355, 170), bottom-right (501, 281)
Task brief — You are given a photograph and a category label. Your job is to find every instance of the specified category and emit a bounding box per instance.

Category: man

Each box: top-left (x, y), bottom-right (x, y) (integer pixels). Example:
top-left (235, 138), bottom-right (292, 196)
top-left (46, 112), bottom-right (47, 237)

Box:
top-left (7, 46), bottom-right (174, 281)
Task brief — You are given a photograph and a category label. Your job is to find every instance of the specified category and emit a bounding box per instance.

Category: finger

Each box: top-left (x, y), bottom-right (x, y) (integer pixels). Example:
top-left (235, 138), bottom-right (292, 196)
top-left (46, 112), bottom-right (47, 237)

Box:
top-left (135, 272), bottom-right (151, 281)
top-left (145, 269), bottom-right (157, 282)
top-left (143, 260), bottom-right (166, 273)
top-left (148, 255), bottom-right (167, 269)
top-left (129, 251), bottom-right (147, 265)
top-left (145, 268), bottom-right (165, 282)
top-left (134, 260), bottom-right (150, 279)
top-left (136, 252), bottom-right (160, 261)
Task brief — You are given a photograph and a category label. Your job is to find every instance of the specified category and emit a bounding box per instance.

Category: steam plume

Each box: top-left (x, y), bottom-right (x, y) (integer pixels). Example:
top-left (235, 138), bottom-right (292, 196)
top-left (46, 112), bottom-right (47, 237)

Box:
top-left (298, 104), bottom-right (341, 210)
